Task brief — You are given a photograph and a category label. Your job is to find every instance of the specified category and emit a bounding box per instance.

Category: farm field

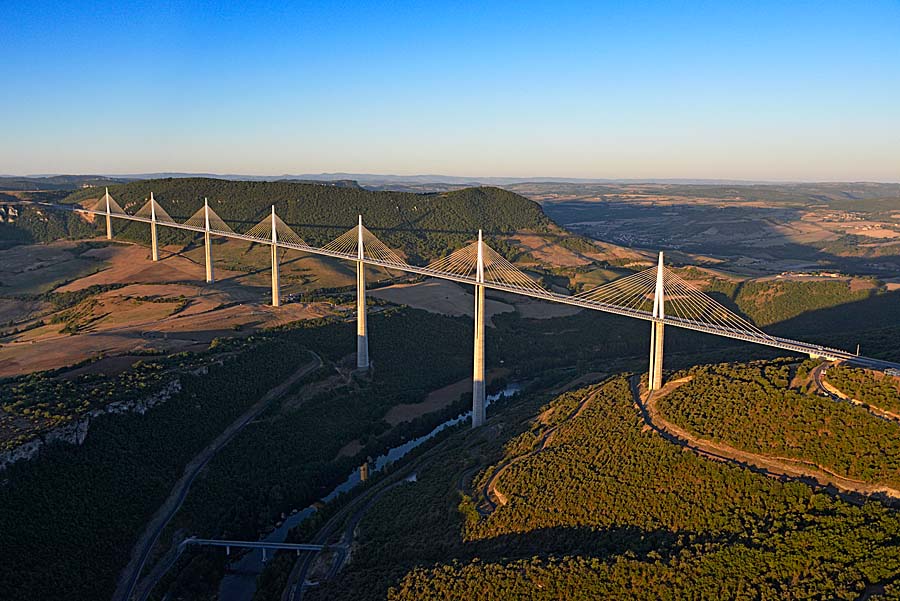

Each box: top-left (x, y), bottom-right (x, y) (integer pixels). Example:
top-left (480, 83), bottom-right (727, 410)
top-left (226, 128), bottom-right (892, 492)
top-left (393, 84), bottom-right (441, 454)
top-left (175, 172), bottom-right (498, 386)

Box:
top-left (0, 241), bottom-right (339, 376)
top-left (511, 182), bottom-right (900, 278)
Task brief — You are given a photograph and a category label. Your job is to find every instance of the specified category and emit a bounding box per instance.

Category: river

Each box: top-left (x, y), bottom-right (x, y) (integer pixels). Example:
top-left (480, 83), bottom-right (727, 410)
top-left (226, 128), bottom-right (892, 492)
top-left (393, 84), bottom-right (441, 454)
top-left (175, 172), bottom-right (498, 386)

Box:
top-left (218, 382), bottom-right (523, 600)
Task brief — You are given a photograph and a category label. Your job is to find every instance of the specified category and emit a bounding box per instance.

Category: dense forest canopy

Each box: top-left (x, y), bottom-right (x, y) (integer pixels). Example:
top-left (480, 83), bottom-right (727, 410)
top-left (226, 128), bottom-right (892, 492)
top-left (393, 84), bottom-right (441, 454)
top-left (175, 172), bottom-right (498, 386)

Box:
top-left (828, 364), bottom-right (900, 414)
top-left (0, 309), bottom-right (475, 601)
top-left (306, 375), bottom-right (900, 601)
top-left (658, 359), bottom-right (900, 488)
top-left (60, 178), bottom-right (553, 263)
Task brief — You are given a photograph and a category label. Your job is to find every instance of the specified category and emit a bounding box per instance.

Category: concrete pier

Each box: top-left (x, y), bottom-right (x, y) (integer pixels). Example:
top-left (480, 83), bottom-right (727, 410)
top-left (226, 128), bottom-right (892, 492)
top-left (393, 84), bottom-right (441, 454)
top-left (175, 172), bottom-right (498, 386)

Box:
top-left (104, 189), bottom-right (112, 240)
top-left (649, 321), bottom-right (664, 390)
top-left (270, 206), bottom-right (280, 307)
top-left (472, 230), bottom-right (486, 428)
top-left (203, 199), bottom-right (214, 282)
top-left (356, 216), bottom-right (369, 369)
top-left (648, 252), bottom-right (665, 391)
top-left (150, 193), bottom-right (159, 262)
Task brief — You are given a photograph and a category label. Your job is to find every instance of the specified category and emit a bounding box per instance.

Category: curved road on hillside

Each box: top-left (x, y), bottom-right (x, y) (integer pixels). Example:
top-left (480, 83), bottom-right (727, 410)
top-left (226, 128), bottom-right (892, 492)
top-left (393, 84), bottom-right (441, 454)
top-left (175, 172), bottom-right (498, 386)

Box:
top-left (282, 420), bottom-right (501, 600)
top-left (630, 374), bottom-right (900, 505)
top-left (283, 371), bottom-right (899, 600)
top-left (115, 352), bottom-right (322, 601)
top-left (483, 385), bottom-right (603, 513)
top-left (812, 362), bottom-right (900, 423)
top-left (283, 471), bottom-right (418, 601)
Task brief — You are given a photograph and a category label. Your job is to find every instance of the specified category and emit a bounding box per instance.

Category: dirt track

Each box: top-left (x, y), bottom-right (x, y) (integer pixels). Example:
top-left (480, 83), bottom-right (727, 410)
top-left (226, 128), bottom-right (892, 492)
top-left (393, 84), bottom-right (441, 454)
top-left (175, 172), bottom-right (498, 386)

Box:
top-left (815, 363), bottom-right (900, 423)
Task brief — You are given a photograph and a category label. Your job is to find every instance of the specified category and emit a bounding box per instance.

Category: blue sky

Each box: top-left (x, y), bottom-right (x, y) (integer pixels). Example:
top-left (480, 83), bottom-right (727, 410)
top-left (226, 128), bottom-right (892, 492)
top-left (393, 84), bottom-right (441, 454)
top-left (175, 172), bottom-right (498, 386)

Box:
top-left (2, 1), bottom-right (898, 180)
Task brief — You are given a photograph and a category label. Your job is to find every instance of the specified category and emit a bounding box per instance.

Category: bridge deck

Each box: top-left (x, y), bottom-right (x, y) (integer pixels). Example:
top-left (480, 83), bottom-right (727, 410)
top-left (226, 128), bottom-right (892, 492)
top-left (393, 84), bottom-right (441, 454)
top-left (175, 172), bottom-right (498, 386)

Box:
top-left (181, 538), bottom-right (324, 551)
top-left (28, 201), bottom-right (896, 369)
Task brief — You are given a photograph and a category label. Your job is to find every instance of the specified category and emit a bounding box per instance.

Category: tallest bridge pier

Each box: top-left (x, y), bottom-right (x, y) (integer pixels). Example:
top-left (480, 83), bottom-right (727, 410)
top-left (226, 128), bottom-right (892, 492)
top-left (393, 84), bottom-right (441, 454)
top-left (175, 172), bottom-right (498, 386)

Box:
top-left (648, 252), bottom-right (665, 391)
top-left (203, 199), bottom-right (215, 283)
top-left (471, 231), bottom-right (486, 428)
top-left (270, 207), bottom-right (280, 307)
top-left (356, 216), bottom-right (369, 370)
top-left (104, 189), bottom-right (113, 240)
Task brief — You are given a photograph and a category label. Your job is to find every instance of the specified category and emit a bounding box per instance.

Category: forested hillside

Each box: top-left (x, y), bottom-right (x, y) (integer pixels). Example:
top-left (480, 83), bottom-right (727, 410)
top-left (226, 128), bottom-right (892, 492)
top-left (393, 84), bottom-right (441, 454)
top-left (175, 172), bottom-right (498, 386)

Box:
top-left (828, 364), bottom-right (900, 414)
top-left (61, 178), bottom-right (553, 262)
top-left (735, 280), bottom-right (877, 327)
top-left (657, 359), bottom-right (900, 488)
top-left (0, 175), bottom-right (130, 191)
top-left (0, 335), bottom-right (303, 601)
top-left (306, 375), bottom-right (900, 600)
top-left (0, 309), bottom-right (475, 601)
top-left (0, 203), bottom-right (96, 248)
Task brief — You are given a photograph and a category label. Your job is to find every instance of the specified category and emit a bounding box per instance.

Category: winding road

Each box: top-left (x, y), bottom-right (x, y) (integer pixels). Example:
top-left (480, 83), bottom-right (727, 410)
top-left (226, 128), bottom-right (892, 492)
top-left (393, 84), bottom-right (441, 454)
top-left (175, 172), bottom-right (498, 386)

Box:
top-left (115, 351), bottom-right (322, 601)
top-left (284, 371), bottom-right (900, 600)
top-left (282, 420), bottom-right (500, 600)
top-left (482, 385), bottom-right (604, 513)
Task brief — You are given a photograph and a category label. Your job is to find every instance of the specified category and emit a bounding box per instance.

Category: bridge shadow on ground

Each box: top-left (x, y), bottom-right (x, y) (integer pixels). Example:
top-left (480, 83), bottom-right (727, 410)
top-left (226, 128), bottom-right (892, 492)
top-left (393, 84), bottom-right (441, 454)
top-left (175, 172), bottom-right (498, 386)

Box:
top-left (768, 289), bottom-right (900, 338)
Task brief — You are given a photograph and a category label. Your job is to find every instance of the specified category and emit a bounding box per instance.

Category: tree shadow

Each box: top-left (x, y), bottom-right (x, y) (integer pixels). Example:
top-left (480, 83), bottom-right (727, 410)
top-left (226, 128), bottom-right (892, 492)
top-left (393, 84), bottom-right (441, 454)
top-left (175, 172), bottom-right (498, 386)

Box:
top-left (458, 524), bottom-right (699, 562)
top-left (344, 523), bottom-right (754, 601)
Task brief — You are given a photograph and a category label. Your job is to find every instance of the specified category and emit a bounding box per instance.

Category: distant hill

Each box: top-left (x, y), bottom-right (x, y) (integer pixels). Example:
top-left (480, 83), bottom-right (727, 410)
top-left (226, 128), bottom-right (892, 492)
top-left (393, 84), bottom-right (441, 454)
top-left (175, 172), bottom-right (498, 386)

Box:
top-left (6, 172), bottom-right (898, 194)
top-left (48, 172), bottom-right (792, 186)
top-left (80, 172), bottom-right (900, 186)
top-left (60, 178), bottom-right (554, 263)
top-left (509, 181), bottom-right (900, 211)
top-left (0, 175), bottom-right (133, 191)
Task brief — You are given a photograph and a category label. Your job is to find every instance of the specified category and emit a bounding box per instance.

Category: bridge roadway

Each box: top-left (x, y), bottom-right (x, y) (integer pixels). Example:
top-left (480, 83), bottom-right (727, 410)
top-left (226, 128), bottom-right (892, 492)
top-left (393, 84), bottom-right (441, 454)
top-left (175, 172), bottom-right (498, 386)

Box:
top-left (180, 537), bottom-right (324, 552)
top-left (31, 201), bottom-right (894, 368)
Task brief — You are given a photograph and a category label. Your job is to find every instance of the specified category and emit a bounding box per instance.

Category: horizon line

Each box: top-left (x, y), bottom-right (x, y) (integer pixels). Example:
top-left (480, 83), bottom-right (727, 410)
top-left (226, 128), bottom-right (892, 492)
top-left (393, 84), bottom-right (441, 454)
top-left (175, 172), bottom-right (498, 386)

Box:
top-left (6, 172), bottom-right (900, 185)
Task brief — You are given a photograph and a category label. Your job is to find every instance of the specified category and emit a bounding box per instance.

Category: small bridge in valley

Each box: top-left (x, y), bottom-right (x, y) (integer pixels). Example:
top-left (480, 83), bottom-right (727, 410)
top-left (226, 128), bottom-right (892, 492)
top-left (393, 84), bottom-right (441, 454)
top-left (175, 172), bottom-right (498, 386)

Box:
top-left (179, 537), bottom-right (325, 562)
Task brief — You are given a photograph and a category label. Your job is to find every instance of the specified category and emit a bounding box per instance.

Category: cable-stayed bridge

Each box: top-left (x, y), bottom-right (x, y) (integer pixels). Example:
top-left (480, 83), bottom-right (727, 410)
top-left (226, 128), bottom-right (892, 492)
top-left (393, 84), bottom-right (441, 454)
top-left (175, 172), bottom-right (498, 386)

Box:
top-left (25, 190), bottom-right (896, 426)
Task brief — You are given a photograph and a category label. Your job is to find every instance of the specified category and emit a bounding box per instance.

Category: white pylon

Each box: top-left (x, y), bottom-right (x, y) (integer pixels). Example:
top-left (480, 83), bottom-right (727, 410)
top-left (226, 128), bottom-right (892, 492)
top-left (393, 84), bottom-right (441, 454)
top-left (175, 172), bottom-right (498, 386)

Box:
top-left (649, 251), bottom-right (665, 391)
top-left (203, 198), bottom-right (214, 283)
top-left (270, 206), bottom-right (280, 307)
top-left (104, 188), bottom-right (112, 240)
top-left (150, 192), bottom-right (159, 262)
top-left (472, 230), bottom-right (486, 428)
top-left (356, 215), bottom-right (369, 369)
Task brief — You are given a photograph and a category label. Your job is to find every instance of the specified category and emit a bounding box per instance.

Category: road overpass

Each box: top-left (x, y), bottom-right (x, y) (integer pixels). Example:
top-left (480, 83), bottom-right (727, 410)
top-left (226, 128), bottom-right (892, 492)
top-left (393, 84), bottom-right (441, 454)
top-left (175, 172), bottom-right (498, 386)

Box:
top-left (180, 537), bottom-right (325, 561)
